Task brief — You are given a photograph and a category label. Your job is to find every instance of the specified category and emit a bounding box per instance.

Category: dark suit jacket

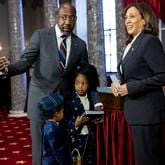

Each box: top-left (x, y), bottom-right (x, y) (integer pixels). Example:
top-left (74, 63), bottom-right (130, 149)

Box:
top-left (118, 33), bottom-right (165, 124)
top-left (7, 26), bottom-right (100, 121)
top-left (64, 92), bottom-right (94, 136)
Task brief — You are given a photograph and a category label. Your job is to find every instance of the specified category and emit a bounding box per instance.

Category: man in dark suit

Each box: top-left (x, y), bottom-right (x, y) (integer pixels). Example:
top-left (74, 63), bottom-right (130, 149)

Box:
top-left (0, 3), bottom-right (102, 165)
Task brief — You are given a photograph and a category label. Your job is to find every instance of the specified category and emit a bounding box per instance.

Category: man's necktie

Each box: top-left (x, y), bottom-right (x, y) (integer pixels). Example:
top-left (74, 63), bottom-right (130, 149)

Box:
top-left (59, 35), bottom-right (67, 69)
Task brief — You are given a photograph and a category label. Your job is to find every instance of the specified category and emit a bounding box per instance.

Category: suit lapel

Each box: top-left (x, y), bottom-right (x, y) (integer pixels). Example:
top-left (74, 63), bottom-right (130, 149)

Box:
top-left (118, 33), bottom-right (145, 83)
top-left (122, 33), bottom-right (144, 66)
top-left (117, 57), bottom-right (124, 83)
top-left (48, 27), bottom-right (58, 54)
top-left (48, 27), bottom-right (64, 72)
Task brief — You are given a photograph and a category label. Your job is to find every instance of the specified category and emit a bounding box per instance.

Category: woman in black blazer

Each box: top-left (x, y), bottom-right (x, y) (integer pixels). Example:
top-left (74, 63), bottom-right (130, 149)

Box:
top-left (111, 3), bottom-right (165, 165)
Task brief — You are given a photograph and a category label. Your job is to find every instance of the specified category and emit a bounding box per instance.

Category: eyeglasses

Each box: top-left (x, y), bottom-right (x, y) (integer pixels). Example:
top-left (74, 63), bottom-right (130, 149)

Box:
top-left (58, 14), bottom-right (77, 22)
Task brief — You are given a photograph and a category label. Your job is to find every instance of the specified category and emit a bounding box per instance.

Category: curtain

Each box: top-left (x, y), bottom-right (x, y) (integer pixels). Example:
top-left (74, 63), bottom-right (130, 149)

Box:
top-left (96, 109), bottom-right (165, 165)
top-left (123, 0), bottom-right (165, 23)
top-left (160, 0), bottom-right (165, 23)
top-left (96, 109), bottom-right (135, 165)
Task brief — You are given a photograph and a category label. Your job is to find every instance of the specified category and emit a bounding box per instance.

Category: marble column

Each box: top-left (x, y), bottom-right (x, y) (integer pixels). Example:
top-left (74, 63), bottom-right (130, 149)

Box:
top-left (43, 0), bottom-right (58, 27)
top-left (8, 0), bottom-right (27, 117)
top-left (87, 0), bottom-right (106, 86)
top-left (115, 0), bottom-right (126, 61)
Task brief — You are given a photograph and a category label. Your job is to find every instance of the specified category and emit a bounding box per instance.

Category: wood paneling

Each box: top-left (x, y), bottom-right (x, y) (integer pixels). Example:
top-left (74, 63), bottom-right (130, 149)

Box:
top-left (99, 92), bottom-right (123, 110)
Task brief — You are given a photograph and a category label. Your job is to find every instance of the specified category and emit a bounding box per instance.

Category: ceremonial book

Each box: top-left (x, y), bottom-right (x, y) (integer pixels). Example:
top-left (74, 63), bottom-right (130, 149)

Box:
top-left (110, 75), bottom-right (120, 85)
top-left (81, 110), bottom-right (104, 119)
top-left (97, 86), bottom-right (112, 94)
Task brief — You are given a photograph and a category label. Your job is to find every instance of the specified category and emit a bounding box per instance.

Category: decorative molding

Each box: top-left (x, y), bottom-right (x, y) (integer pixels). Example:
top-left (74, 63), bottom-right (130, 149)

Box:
top-left (8, 110), bottom-right (28, 117)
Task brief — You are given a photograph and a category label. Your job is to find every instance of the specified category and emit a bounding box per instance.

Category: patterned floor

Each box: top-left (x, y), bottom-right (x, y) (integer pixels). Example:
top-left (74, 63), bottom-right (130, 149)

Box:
top-left (0, 111), bottom-right (32, 165)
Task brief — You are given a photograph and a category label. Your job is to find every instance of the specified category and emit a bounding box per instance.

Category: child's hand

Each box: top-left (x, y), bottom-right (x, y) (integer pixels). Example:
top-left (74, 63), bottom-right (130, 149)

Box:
top-left (95, 105), bottom-right (104, 111)
top-left (92, 117), bottom-right (104, 124)
top-left (75, 116), bottom-right (90, 128)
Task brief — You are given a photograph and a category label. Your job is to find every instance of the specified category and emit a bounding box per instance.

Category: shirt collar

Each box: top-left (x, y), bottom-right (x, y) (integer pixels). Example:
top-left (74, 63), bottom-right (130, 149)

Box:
top-left (55, 24), bottom-right (71, 39)
top-left (76, 92), bottom-right (88, 99)
top-left (131, 32), bottom-right (141, 44)
top-left (55, 24), bottom-right (63, 38)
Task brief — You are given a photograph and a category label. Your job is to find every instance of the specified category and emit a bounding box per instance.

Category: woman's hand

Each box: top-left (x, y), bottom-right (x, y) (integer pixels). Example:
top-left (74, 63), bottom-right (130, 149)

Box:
top-left (118, 84), bottom-right (128, 96)
top-left (111, 83), bottom-right (128, 96)
top-left (111, 83), bottom-right (120, 96)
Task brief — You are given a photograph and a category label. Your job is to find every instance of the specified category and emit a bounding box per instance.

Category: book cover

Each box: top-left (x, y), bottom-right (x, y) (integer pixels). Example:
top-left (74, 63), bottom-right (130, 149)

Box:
top-left (110, 75), bottom-right (120, 85)
top-left (81, 110), bottom-right (104, 119)
top-left (97, 87), bottom-right (112, 94)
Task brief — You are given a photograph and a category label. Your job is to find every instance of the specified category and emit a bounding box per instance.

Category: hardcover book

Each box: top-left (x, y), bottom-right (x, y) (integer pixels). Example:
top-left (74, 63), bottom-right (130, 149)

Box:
top-left (81, 110), bottom-right (104, 119)
top-left (97, 87), bottom-right (112, 94)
